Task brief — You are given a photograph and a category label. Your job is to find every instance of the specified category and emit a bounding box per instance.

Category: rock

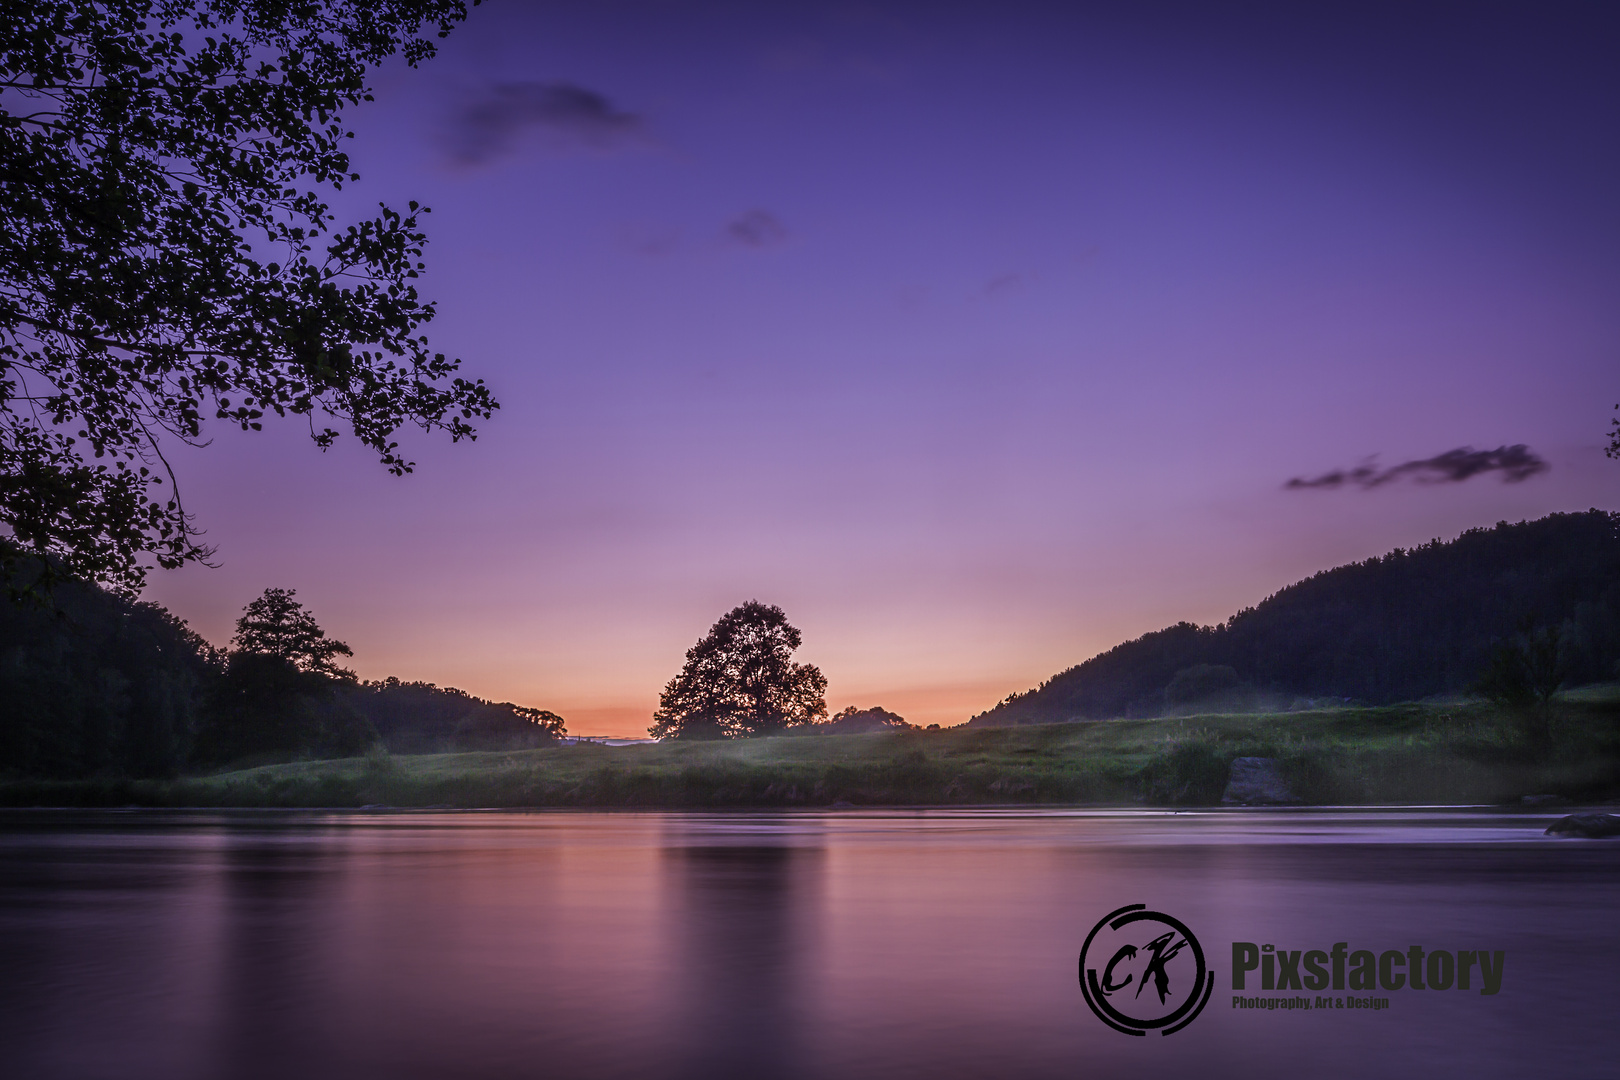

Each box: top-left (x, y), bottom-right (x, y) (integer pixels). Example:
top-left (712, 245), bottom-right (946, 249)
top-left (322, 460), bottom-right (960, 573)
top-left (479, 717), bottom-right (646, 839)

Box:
top-left (1521, 794), bottom-right (1568, 806)
top-left (1544, 813), bottom-right (1620, 838)
top-left (1221, 757), bottom-right (1301, 806)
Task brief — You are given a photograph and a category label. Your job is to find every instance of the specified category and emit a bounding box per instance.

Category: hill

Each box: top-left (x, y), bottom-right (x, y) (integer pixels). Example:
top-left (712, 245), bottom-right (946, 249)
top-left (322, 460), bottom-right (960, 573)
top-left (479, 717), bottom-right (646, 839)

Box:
top-left (969, 510), bottom-right (1620, 727)
top-left (0, 570), bottom-right (565, 778)
top-left (0, 572), bottom-right (218, 778)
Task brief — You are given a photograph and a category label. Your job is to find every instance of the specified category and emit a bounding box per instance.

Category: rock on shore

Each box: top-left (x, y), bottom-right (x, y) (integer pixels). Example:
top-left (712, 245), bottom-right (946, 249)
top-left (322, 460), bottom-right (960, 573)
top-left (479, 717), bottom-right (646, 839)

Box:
top-left (1544, 813), bottom-right (1620, 838)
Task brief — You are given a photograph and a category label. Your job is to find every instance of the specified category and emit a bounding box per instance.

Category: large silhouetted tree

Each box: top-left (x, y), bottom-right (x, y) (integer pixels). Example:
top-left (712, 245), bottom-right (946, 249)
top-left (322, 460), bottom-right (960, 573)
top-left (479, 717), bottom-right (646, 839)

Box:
top-left (650, 601), bottom-right (827, 740)
top-left (198, 586), bottom-right (367, 761)
top-left (0, 0), bottom-right (493, 593)
top-left (231, 586), bottom-right (352, 676)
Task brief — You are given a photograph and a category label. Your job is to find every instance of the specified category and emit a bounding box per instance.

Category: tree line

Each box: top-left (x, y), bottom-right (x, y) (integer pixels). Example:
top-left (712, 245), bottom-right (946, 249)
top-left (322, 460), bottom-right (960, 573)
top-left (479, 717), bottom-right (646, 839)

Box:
top-left (970, 510), bottom-right (1620, 726)
top-left (0, 572), bottom-right (564, 778)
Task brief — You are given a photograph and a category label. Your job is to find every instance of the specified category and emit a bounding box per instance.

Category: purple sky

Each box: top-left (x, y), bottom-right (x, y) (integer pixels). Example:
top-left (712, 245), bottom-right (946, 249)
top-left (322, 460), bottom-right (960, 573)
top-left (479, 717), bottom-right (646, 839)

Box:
top-left (143, 1), bottom-right (1620, 734)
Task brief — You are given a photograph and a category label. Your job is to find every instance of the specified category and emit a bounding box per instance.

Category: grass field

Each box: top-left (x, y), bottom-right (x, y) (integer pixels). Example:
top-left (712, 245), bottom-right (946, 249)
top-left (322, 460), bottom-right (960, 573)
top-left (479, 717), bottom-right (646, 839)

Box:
top-left (6, 691), bottom-right (1620, 809)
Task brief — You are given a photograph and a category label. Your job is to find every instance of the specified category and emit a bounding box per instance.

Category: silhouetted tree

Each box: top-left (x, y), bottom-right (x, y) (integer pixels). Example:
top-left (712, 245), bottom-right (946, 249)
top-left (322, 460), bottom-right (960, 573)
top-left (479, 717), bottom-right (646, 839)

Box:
top-left (823, 706), bottom-right (911, 735)
top-left (197, 587), bottom-right (368, 762)
top-left (0, 0), bottom-right (493, 593)
top-left (650, 601), bottom-right (827, 740)
top-left (232, 587), bottom-right (353, 677)
top-left (1476, 620), bottom-right (1568, 708)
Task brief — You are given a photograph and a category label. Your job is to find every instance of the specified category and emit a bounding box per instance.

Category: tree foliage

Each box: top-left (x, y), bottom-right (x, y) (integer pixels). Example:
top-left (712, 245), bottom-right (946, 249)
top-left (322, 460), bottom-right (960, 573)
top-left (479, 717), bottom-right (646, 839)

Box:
top-left (972, 511), bottom-right (1620, 725)
top-left (231, 585), bottom-right (351, 675)
top-left (650, 601), bottom-right (827, 740)
top-left (345, 677), bottom-right (565, 752)
top-left (0, 560), bottom-right (219, 776)
top-left (0, 566), bottom-right (570, 774)
top-left (1475, 620), bottom-right (1568, 708)
top-left (0, 0), bottom-right (493, 592)
top-left (823, 705), bottom-right (910, 735)
top-left (196, 585), bottom-right (360, 761)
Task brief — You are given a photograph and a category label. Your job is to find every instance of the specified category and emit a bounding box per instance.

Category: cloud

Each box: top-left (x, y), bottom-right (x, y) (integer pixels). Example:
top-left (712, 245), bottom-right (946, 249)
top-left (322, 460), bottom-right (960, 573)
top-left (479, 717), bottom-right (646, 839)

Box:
top-left (445, 82), bottom-right (642, 165)
top-left (1285, 445), bottom-right (1549, 491)
top-left (726, 209), bottom-right (788, 247)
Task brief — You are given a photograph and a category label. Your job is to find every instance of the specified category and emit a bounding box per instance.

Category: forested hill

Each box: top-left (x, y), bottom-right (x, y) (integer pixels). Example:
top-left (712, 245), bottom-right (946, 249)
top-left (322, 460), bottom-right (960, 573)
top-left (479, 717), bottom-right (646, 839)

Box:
top-left (969, 510), bottom-right (1620, 727)
top-left (0, 571), bottom-right (565, 778)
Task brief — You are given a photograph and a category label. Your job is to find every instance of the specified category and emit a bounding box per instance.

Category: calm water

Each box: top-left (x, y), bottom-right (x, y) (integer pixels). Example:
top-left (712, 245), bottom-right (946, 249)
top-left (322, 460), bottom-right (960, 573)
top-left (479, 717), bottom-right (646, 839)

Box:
top-left (2, 808), bottom-right (1617, 1080)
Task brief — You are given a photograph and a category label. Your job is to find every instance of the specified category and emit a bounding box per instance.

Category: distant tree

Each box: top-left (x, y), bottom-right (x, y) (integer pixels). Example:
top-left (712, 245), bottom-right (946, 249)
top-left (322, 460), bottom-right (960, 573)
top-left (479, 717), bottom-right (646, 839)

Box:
top-left (197, 587), bottom-right (365, 761)
top-left (649, 601), bottom-right (827, 740)
top-left (824, 705), bottom-right (911, 735)
top-left (1608, 403), bottom-right (1619, 460)
top-left (1476, 620), bottom-right (1567, 708)
top-left (513, 706), bottom-right (568, 740)
top-left (1475, 619), bottom-right (1571, 753)
top-left (0, 0), bottom-right (494, 594)
top-left (232, 587), bottom-right (353, 677)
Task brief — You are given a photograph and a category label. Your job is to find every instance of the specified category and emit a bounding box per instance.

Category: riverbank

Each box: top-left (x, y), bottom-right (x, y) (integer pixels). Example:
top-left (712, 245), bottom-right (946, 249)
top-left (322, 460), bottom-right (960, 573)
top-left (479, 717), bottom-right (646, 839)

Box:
top-left (4, 696), bottom-right (1618, 808)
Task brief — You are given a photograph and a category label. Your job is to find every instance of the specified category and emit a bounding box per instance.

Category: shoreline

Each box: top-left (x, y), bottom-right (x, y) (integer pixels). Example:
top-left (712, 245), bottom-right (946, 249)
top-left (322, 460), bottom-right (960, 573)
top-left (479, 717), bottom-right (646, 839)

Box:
top-left (4, 700), bottom-right (1617, 810)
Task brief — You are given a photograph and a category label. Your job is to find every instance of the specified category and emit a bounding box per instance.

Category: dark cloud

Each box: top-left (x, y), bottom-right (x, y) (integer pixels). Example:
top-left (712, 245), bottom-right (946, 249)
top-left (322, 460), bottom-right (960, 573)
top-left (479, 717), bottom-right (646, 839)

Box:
top-left (726, 209), bottom-right (788, 247)
top-left (446, 82), bottom-right (641, 165)
top-left (1285, 445), bottom-right (1549, 491)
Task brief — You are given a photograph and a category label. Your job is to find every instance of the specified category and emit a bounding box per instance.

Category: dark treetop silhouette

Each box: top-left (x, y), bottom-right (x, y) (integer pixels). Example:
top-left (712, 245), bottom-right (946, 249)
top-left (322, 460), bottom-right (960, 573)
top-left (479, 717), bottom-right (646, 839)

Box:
top-left (650, 601), bottom-right (828, 740)
top-left (231, 586), bottom-right (352, 677)
top-left (197, 585), bottom-right (367, 761)
top-left (0, 0), bottom-right (491, 593)
top-left (824, 705), bottom-right (913, 735)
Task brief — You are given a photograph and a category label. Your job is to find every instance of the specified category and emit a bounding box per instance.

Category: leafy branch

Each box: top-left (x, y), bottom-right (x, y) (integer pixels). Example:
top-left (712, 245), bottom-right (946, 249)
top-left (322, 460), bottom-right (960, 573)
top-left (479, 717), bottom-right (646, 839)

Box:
top-left (0, 0), bottom-right (492, 593)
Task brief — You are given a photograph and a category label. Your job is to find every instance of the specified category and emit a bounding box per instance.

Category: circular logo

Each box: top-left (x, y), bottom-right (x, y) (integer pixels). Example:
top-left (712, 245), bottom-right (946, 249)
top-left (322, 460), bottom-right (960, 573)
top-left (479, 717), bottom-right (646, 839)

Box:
top-left (1078, 904), bottom-right (1213, 1036)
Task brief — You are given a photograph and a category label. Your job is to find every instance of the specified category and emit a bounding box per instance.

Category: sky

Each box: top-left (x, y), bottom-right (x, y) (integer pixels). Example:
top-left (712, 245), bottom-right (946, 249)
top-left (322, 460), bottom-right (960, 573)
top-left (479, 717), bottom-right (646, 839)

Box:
top-left (142, 0), bottom-right (1620, 734)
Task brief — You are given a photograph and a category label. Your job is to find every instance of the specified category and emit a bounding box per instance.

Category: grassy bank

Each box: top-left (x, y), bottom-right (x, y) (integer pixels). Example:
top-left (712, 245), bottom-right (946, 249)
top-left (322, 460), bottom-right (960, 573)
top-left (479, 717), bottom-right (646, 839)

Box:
top-left (4, 696), bottom-right (1619, 809)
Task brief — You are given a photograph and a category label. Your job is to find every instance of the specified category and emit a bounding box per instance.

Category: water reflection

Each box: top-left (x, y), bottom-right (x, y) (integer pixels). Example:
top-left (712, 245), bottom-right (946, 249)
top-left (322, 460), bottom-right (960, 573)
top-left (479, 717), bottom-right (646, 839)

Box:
top-left (0, 808), bottom-right (1616, 1080)
top-left (210, 831), bottom-right (348, 1076)
top-left (667, 841), bottom-right (821, 1079)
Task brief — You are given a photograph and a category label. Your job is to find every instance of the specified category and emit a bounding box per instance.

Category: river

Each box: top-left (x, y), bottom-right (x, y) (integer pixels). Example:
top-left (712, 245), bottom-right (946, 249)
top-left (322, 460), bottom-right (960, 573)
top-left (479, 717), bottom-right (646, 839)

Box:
top-left (1, 807), bottom-right (1615, 1079)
